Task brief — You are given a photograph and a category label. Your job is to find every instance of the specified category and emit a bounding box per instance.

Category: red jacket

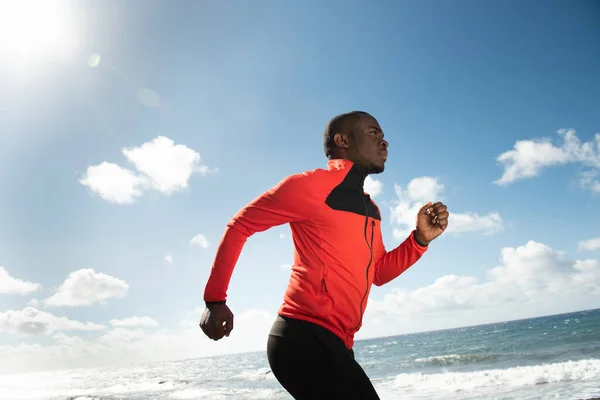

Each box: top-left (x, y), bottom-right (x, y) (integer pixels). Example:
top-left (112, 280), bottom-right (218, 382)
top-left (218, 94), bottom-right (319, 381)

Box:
top-left (204, 159), bottom-right (428, 349)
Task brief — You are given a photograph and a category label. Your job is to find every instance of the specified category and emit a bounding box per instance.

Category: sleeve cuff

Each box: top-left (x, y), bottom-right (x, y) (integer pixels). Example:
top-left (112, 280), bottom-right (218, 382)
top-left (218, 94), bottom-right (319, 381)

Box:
top-left (205, 300), bottom-right (226, 306)
top-left (412, 230), bottom-right (429, 249)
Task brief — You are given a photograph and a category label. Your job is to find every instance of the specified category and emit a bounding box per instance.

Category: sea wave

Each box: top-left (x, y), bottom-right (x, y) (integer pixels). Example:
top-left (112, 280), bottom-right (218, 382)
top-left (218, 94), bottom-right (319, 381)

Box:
top-left (414, 353), bottom-right (498, 366)
top-left (4, 378), bottom-right (196, 400)
top-left (377, 358), bottom-right (600, 397)
top-left (64, 397), bottom-right (107, 400)
top-left (169, 387), bottom-right (283, 399)
top-left (231, 367), bottom-right (275, 381)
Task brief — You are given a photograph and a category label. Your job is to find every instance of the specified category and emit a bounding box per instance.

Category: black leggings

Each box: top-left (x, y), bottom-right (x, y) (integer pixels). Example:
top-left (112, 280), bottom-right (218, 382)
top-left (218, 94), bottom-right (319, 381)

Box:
top-left (267, 315), bottom-right (380, 400)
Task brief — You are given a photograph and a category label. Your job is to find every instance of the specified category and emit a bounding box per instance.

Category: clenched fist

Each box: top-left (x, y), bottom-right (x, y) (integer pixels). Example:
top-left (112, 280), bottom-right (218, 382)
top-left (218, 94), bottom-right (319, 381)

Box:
top-left (414, 201), bottom-right (449, 246)
top-left (199, 303), bottom-right (234, 341)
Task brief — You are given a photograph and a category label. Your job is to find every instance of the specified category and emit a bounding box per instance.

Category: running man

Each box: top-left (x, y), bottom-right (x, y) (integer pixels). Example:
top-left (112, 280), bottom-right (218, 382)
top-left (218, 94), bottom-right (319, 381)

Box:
top-left (200, 111), bottom-right (450, 399)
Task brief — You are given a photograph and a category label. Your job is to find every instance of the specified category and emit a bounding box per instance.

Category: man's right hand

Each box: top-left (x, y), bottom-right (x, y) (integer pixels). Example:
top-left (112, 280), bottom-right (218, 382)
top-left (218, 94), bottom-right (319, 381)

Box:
top-left (199, 303), bottom-right (234, 340)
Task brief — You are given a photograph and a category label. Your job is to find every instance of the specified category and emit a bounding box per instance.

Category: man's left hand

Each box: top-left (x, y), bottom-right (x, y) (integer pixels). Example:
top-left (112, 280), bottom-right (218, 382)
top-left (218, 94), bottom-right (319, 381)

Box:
top-left (415, 202), bottom-right (449, 246)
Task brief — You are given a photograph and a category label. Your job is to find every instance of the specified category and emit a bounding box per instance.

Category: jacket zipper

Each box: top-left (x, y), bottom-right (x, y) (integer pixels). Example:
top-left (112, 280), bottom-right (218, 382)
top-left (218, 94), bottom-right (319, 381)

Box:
top-left (347, 194), bottom-right (375, 345)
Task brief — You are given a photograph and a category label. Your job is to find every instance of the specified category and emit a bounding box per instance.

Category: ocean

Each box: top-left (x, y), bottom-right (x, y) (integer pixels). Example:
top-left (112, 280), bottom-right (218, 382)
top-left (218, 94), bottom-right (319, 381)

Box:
top-left (2, 308), bottom-right (600, 400)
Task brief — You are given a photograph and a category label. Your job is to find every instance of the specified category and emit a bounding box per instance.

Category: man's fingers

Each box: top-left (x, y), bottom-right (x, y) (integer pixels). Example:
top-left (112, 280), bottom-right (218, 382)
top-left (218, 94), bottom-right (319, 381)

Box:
top-left (224, 315), bottom-right (234, 337)
top-left (427, 203), bottom-right (449, 225)
top-left (212, 330), bottom-right (224, 340)
top-left (435, 211), bottom-right (449, 221)
top-left (212, 320), bottom-right (225, 340)
top-left (433, 204), bottom-right (447, 213)
top-left (200, 322), bottom-right (215, 340)
top-left (437, 218), bottom-right (449, 230)
top-left (420, 202), bottom-right (448, 216)
top-left (420, 202), bottom-right (433, 214)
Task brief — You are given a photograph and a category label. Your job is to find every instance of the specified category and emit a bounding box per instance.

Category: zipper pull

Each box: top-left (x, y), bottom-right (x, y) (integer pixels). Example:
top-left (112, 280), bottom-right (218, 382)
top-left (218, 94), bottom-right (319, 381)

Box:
top-left (322, 277), bottom-right (329, 293)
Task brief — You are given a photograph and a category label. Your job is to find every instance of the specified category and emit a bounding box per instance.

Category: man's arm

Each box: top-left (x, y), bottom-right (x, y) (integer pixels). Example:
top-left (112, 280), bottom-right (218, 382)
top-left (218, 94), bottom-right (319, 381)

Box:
top-left (372, 230), bottom-right (428, 286)
top-left (372, 200), bottom-right (449, 287)
top-left (203, 173), bottom-right (316, 303)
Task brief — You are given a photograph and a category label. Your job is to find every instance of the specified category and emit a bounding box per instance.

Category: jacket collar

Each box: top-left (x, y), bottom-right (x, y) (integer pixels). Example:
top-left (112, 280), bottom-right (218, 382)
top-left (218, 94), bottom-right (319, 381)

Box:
top-left (327, 159), bottom-right (368, 190)
top-left (327, 158), bottom-right (354, 171)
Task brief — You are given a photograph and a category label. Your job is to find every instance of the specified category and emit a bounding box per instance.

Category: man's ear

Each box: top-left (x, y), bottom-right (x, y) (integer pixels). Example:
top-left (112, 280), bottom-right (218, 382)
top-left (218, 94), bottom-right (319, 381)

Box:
top-left (333, 133), bottom-right (350, 149)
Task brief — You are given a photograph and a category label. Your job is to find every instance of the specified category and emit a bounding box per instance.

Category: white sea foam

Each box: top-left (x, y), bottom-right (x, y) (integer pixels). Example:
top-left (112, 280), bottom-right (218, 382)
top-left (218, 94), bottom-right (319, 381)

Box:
top-left (414, 353), bottom-right (496, 365)
top-left (170, 387), bottom-right (220, 399)
top-left (232, 366), bottom-right (275, 381)
top-left (169, 387), bottom-right (283, 399)
top-left (375, 358), bottom-right (600, 399)
top-left (0, 370), bottom-right (193, 400)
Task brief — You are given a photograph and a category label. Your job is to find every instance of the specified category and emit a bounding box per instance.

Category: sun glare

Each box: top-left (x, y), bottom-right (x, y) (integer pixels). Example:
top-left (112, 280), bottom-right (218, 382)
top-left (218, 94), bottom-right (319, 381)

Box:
top-left (0, 0), bottom-right (75, 60)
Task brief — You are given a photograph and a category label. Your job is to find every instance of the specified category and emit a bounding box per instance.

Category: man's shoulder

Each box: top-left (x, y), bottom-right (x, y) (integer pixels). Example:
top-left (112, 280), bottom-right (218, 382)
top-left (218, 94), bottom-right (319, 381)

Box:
top-left (282, 165), bottom-right (344, 187)
top-left (270, 166), bottom-right (346, 201)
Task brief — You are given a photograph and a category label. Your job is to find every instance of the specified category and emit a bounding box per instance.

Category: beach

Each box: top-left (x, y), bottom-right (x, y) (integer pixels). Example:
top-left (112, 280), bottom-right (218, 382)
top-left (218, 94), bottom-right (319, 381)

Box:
top-left (2, 308), bottom-right (599, 400)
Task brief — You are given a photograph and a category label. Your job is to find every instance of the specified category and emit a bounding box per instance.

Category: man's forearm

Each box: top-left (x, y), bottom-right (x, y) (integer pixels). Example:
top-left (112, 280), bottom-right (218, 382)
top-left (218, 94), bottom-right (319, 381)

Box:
top-left (372, 230), bottom-right (428, 286)
top-left (203, 225), bottom-right (248, 304)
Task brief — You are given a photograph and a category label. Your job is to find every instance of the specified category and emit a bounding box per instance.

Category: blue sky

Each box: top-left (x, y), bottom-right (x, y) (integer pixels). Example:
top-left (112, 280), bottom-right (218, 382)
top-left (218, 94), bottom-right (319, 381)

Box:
top-left (1, 0), bottom-right (599, 374)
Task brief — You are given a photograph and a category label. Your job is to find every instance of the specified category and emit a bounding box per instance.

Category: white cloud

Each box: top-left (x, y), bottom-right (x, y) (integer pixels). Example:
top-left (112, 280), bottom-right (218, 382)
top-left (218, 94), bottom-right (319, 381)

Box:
top-left (109, 316), bottom-right (158, 328)
top-left (122, 136), bottom-right (208, 194)
top-left (190, 233), bottom-right (209, 248)
top-left (358, 240), bottom-right (600, 340)
top-left (364, 176), bottom-right (383, 197)
top-left (0, 307), bottom-right (105, 336)
top-left (79, 162), bottom-right (147, 204)
top-left (579, 170), bottom-right (600, 194)
top-left (80, 136), bottom-right (216, 204)
top-left (43, 269), bottom-right (129, 307)
top-left (579, 237), bottom-right (600, 252)
top-left (0, 266), bottom-right (41, 295)
top-left (0, 308), bottom-right (274, 374)
top-left (164, 255), bottom-right (173, 265)
top-left (391, 177), bottom-right (504, 240)
top-left (27, 298), bottom-right (41, 307)
top-left (280, 264), bottom-right (292, 270)
top-left (494, 128), bottom-right (600, 192)
top-left (446, 212), bottom-right (504, 235)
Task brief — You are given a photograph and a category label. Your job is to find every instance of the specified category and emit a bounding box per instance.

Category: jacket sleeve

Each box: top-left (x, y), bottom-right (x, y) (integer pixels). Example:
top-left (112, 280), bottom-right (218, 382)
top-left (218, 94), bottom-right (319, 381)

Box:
top-left (203, 173), bottom-right (317, 303)
top-left (372, 230), bottom-right (428, 286)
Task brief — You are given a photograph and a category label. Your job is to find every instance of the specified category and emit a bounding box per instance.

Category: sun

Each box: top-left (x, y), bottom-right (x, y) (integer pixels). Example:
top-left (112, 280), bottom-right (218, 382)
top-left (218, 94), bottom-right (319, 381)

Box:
top-left (0, 0), bottom-right (75, 60)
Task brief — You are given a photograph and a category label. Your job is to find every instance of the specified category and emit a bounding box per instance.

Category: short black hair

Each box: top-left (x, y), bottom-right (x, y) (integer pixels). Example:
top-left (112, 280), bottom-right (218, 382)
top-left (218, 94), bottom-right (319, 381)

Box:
top-left (323, 111), bottom-right (369, 159)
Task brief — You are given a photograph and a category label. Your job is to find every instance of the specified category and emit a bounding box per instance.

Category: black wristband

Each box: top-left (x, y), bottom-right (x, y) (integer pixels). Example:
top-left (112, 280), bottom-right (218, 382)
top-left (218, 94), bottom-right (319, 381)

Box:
top-left (205, 300), bottom-right (226, 307)
top-left (413, 231), bottom-right (429, 247)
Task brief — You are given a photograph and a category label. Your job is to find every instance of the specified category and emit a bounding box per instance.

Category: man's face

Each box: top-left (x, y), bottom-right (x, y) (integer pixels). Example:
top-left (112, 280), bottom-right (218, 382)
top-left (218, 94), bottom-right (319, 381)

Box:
top-left (352, 114), bottom-right (388, 174)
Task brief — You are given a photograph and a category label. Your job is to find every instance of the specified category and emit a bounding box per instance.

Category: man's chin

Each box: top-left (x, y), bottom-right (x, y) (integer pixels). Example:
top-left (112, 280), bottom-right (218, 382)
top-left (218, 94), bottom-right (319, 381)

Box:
top-left (368, 164), bottom-right (385, 174)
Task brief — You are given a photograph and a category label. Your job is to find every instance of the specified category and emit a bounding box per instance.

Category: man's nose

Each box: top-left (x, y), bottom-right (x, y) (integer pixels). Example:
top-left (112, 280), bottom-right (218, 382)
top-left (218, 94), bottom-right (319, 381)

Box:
top-left (380, 139), bottom-right (388, 149)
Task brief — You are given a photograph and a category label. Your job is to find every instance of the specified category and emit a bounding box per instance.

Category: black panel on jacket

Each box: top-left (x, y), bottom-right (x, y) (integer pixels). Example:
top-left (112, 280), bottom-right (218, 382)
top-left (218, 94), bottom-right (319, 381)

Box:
top-left (325, 164), bottom-right (381, 220)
